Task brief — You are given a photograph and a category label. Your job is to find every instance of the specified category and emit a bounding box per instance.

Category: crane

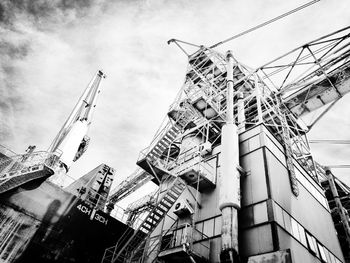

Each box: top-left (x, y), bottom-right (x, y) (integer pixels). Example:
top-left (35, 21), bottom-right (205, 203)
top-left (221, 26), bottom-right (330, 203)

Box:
top-left (48, 70), bottom-right (106, 171)
top-left (108, 25), bottom-right (350, 205)
top-left (103, 25), bottom-right (350, 263)
top-left (0, 70), bottom-right (106, 194)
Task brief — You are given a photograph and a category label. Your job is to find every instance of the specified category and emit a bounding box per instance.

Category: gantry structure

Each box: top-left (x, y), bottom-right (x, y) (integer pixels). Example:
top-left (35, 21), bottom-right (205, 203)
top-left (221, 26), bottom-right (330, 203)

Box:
top-left (103, 26), bottom-right (350, 263)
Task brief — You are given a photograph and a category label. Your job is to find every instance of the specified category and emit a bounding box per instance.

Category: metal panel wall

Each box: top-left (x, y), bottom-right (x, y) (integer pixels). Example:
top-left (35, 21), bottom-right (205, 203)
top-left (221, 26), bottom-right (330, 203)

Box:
top-left (240, 224), bottom-right (274, 256)
top-left (263, 128), bottom-right (344, 261)
top-left (241, 148), bottom-right (268, 206)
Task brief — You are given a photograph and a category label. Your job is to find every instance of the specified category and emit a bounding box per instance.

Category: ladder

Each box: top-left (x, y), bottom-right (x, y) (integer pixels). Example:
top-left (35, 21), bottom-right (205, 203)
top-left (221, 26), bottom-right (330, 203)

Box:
top-left (102, 177), bottom-right (187, 263)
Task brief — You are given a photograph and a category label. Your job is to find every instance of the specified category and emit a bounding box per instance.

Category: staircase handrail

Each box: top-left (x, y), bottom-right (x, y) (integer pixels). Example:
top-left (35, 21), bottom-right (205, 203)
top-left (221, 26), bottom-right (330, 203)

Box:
top-left (137, 121), bottom-right (177, 162)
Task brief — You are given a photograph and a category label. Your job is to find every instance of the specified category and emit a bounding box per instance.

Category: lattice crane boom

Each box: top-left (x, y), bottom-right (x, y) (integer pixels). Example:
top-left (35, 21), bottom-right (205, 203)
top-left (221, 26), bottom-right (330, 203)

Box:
top-left (108, 169), bottom-right (152, 205)
top-left (258, 26), bottom-right (350, 127)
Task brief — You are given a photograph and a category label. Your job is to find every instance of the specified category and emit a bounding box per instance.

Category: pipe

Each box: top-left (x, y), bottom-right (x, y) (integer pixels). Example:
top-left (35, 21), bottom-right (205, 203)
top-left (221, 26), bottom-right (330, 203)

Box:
top-left (237, 92), bottom-right (245, 132)
top-left (226, 52), bottom-right (235, 125)
top-left (219, 51), bottom-right (241, 262)
top-left (255, 75), bottom-right (263, 123)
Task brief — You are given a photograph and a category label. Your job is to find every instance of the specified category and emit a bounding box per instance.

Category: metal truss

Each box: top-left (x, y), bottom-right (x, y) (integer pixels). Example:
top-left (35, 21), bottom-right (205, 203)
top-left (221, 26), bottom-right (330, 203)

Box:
top-left (112, 26), bottom-right (350, 213)
top-left (256, 26), bottom-right (350, 182)
top-left (136, 46), bottom-right (320, 188)
top-left (108, 169), bottom-right (153, 205)
top-left (257, 26), bottom-right (350, 125)
top-left (124, 190), bottom-right (157, 227)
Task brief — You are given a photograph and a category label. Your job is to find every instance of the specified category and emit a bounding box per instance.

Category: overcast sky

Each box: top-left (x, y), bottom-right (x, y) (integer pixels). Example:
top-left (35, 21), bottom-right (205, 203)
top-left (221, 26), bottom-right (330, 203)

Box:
top-left (1, 0), bottom-right (350, 205)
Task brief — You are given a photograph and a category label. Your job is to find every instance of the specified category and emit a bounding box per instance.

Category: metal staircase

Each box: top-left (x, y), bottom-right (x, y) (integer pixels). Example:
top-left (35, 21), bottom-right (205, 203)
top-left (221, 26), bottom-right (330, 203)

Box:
top-left (147, 125), bottom-right (181, 165)
top-left (137, 99), bottom-right (203, 183)
top-left (137, 124), bottom-right (181, 182)
top-left (102, 176), bottom-right (187, 263)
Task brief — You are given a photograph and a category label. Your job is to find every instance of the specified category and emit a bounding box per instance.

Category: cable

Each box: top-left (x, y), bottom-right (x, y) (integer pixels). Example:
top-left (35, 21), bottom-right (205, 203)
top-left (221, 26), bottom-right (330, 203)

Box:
top-left (325, 165), bottom-right (350, 169)
top-left (210, 0), bottom-right (320, 49)
top-left (309, 140), bottom-right (350, 144)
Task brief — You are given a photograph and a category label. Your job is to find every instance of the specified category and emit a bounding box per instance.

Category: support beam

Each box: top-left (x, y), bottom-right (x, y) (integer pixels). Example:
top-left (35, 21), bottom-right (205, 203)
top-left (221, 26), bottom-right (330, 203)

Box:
top-left (219, 51), bottom-right (241, 263)
top-left (325, 167), bottom-right (350, 252)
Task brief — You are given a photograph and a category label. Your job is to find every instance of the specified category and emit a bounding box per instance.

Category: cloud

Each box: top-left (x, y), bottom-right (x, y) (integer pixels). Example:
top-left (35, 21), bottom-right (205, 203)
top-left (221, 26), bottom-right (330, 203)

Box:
top-left (0, 0), bottom-right (350, 197)
top-left (0, 0), bottom-right (104, 27)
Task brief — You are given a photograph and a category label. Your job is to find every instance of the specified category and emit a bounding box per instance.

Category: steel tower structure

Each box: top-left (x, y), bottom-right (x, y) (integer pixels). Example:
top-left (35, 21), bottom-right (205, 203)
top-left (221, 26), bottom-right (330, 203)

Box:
top-left (103, 27), bottom-right (350, 263)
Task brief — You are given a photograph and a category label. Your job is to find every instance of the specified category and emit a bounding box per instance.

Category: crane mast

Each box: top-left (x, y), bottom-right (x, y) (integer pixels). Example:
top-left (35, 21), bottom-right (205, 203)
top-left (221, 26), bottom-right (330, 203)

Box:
top-left (48, 70), bottom-right (106, 171)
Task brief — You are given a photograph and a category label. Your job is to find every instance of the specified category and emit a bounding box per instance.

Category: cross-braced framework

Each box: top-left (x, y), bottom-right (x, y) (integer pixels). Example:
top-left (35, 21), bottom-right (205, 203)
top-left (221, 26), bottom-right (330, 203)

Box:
top-left (135, 45), bottom-right (320, 194)
top-left (257, 26), bottom-right (350, 121)
top-left (125, 190), bottom-right (157, 227)
top-left (108, 169), bottom-right (153, 205)
top-left (111, 26), bottom-right (350, 209)
top-left (257, 25), bottom-right (350, 181)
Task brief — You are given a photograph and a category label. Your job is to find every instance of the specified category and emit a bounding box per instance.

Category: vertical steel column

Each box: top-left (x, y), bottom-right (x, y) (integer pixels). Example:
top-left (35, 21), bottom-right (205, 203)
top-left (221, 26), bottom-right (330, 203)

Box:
top-left (325, 167), bottom-right (350, 249)
top-left (255, 75), bottom-right (263, 124)
top-left (237, 92), bottom-right (245, 132)
top-left (219, 51), bottom-right (241, 262)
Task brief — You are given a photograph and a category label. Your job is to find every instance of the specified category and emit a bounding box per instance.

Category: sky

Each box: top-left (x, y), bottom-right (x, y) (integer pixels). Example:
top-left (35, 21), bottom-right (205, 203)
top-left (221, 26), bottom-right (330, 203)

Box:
top-left (0, 0), bottom-right (350, 206)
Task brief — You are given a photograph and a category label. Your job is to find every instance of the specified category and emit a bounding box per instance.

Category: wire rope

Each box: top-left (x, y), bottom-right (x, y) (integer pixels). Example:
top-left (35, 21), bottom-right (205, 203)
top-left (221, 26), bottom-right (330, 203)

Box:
top-left (210, 0), bottom-right (320, 48)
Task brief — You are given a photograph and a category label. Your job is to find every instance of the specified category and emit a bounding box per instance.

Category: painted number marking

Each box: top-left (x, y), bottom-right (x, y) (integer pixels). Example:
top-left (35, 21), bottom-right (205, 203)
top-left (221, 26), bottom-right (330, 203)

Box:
top-left (77, 204), bottom-right (108, 225)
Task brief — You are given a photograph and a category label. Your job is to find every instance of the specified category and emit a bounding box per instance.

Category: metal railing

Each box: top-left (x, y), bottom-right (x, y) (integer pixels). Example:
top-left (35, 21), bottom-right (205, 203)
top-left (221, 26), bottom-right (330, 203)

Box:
top-left (0, 145), bottom-right (16, 157)
top-left (0, 151), bottom-right (62, 180)
top-left (108, 169), bottom-right (152, 204)
top-left (168, 145), bottom-right (216, 184)
top-left (109, 205), bottom-right (129, 225)
top-left (160, 223), bottom-right (210, 259)
top-left (137, 121), bottom-right (175, 163)
top-left (126, 190), bottom-right (157, 213)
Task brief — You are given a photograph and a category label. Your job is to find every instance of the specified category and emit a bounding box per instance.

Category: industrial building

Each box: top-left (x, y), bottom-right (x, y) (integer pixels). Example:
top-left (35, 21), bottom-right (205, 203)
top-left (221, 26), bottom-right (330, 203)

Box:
top-left (103, 26), bottom-right (350, 263)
